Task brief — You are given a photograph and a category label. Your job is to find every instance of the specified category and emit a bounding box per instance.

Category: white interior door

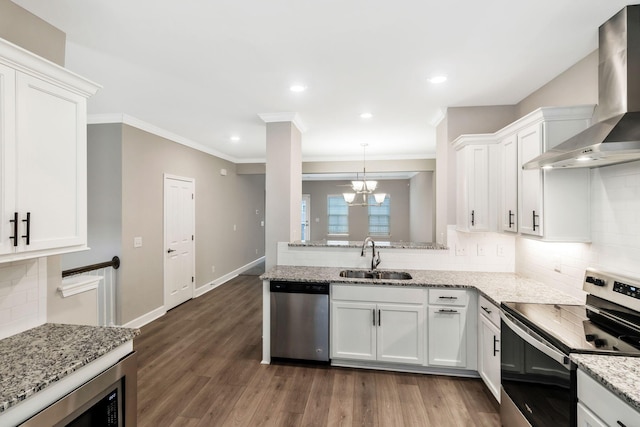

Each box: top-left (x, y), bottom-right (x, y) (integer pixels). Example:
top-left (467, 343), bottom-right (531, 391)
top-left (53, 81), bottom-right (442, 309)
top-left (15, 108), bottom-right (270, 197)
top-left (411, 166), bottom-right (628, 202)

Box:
top-left (164, 175), bottom-right (195, 310)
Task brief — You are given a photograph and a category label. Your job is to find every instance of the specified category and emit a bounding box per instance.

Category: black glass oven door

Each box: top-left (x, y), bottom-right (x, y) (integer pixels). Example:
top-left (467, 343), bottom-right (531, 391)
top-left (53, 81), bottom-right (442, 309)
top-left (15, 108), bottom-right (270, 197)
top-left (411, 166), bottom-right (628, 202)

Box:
top-left (501, 313), bottom-right (575, 427)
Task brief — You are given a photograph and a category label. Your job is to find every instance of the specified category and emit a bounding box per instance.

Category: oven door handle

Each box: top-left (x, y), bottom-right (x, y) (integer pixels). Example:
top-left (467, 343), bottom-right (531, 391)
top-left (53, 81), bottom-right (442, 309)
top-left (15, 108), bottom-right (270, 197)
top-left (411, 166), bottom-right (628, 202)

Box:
top-left (501, 311), bottom-right (570, 368)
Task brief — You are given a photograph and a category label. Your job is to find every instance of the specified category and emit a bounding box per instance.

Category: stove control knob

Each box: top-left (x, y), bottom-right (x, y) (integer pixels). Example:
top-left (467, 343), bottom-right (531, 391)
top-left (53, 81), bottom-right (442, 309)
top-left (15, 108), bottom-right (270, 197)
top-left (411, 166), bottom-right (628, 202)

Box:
top-left (594, 338), bottom-right (607, 348)
top-left (585, 334), bottom-right (596, 342)
top-left (586, 276), bottom-right (606, 287)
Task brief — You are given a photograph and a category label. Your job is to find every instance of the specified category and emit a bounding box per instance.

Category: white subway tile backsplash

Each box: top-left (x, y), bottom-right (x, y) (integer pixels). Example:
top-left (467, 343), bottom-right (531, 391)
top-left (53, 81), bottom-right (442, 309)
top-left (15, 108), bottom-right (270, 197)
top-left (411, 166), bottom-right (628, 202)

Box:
top-left (0, 258), bottom-right (47, 339)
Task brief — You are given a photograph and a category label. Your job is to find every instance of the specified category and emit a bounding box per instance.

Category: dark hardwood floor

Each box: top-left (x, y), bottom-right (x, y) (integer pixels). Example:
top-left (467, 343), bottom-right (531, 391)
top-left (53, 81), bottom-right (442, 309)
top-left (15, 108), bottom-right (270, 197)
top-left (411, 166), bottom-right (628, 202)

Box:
top-left (134, 273), bottom-right (500, 426)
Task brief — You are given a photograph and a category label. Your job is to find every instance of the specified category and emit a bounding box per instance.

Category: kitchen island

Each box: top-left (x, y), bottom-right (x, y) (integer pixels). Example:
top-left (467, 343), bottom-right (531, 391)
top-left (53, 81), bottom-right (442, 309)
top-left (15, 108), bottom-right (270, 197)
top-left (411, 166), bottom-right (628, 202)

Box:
top-left (0, 323), bottom-right (139, 425)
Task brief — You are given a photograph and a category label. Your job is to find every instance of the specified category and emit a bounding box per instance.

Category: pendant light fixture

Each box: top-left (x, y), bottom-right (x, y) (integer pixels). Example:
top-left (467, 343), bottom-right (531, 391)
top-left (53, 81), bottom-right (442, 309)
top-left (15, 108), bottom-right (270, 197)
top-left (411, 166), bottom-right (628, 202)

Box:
top-left (343, 144), bottom-right (386, 206)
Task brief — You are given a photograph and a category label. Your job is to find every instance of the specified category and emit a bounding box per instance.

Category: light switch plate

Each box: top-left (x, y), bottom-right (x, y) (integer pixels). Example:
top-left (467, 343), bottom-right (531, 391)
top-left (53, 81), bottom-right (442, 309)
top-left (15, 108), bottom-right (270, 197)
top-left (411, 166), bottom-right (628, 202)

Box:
top-left (134, 237), bottom-right (142, 248)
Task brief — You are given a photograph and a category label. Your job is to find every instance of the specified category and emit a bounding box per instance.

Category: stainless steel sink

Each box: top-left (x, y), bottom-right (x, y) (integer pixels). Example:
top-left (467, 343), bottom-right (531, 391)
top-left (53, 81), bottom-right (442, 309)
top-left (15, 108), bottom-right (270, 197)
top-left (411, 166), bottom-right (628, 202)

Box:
top-left (339, 270), bottom-right (412, 280)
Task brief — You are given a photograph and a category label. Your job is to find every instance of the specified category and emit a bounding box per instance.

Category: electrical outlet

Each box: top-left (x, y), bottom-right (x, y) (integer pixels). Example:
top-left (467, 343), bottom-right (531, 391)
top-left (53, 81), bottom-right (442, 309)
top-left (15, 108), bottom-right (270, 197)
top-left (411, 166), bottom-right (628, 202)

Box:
top-left (455, 245), bottom-right (466, 256)
top-left (134, 237), bottom-right (142, 248)
top-left (260, 221), bottom-right (264, 227)
top-left (497, 245), bottom-right (505, 257)
top-left (211, 266), bottom-right (215, 273)
top-left (233, 224), bottom-right (237, 231)
top-left (477, 244), bottom-right (486, 256)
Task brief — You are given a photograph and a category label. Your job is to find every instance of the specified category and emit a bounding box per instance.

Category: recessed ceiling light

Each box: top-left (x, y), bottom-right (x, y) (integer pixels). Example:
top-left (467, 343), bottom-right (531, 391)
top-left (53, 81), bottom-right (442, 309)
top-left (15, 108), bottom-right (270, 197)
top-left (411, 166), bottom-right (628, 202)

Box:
top-left (289, 84), bottom-right (307, 93)
top-left (230, 135), bottom-right (240, 142)
top-left (360, 112), bottom-right (373, 119)
top-left (428, 75), bottom-right (448, 84)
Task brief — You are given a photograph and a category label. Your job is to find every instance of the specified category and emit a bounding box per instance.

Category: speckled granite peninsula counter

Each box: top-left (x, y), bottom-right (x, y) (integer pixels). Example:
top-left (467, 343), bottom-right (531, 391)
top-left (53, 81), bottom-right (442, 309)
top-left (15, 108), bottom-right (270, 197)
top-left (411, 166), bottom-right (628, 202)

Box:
top-left (288, 240), bottom-right (448, 250)
top-left (571, 354), bottom-right (640, 412)
top-left (0, 323), bottom-right (139, 418)
top-left (260, 265), bottom-right (582, 306)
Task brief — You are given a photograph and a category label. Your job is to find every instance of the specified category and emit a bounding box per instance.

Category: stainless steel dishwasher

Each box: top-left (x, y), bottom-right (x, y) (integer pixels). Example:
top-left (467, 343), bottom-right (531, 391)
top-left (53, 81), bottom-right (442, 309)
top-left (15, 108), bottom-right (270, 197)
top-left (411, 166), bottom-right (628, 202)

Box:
top-left (270, 281), bottom-right (330, 362)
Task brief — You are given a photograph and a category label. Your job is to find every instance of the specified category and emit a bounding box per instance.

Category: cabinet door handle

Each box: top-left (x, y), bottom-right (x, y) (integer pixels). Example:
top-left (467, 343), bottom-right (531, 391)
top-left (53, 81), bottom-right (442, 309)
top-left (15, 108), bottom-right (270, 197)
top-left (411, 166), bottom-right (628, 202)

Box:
top-left (167, 248), bottom-right (176, 253)
top-left (9, 212), bottom-right (18, 247)
top-left (532, 210), bottom-right (539, 231)
top-left (471, 210), bottom-right (475, 226)
top-left (378, 309), bottom-right (381, 326)
top-left (617, 422), bottom-right (627, 427)
top-left (508, 210), bottom-right (514, 228)
top-left (373, 309), bottom-right (376, 326)
top-left (493, 336), bottom-right (500, 356)
top-left (481, 306), bottom-right (492, 315)
top-left (438, 309), bottom-right (458, 313)
top-left (22, 212), bottom-right (31, 245)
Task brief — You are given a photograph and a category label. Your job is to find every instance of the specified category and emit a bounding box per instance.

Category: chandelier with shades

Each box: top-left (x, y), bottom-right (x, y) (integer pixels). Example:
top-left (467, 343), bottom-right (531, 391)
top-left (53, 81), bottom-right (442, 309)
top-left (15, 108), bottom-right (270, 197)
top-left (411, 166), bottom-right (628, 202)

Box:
top-left (342, 144), bottom-right (386, 206)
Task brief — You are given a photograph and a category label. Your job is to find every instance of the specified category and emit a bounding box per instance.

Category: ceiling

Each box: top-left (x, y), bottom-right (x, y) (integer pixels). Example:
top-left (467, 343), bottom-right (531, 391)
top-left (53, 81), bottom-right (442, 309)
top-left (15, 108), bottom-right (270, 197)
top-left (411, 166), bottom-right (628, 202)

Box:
top-left (12, 0), bottom-right (636, 163)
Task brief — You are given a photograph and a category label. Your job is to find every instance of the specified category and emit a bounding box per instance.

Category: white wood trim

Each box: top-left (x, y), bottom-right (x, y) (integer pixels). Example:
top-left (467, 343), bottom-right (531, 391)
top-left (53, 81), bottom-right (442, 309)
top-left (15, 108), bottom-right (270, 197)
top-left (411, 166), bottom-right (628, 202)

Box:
top-left (258, 112), bottom-right (307, 133)
top-left (58, 275), bottom-right (102, 298)
top-left (0, 38), bottom-right (100, 97)
top-left (121, 306), bottom-right (166, 329)
top-left (88, 113), bottom-right (238, 163)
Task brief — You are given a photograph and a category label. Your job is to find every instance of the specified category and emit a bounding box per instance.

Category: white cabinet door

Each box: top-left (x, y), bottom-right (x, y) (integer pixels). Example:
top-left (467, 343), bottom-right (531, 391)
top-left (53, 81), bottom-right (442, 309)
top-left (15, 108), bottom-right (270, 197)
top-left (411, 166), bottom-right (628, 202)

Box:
top-left (428, 306), bottom-right (467, 367)
top-left (518, 123), bottom-right (543, 237)
top-left (377, 303), bottom-right (424, 365)
top-left (331, 301), bottom-right (377, 361)
top-left (455, 140), bottom-right (496, 232)
top-left (0, 63), bottom-right (16, 256)
top-left (478, 314), bottom-right (500, 401)
top-left (500, 134), bottom-right (518, 233)
top-left (14, 73), bottom-right (87, 253)
top-left (577, 403), bottom-right (607, 427)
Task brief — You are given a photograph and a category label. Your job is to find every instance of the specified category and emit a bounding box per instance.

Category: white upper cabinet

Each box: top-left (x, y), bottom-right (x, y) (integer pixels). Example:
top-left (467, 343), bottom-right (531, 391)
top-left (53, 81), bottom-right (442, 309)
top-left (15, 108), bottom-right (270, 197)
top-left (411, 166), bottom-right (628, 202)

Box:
top-left (516, 108), bottom-right (593, 241)
top-left (453, 134), bottom-right (498, 233)
top-left (499, 134), bottom-right (518, 233)
top-left (0, 38), bottom-right (100, 262)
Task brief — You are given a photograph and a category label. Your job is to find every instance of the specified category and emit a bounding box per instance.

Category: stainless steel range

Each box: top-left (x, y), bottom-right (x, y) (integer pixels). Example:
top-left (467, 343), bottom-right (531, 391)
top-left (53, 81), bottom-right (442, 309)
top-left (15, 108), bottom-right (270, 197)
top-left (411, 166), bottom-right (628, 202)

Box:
top-left (500, 268), bottom-right (640, 427)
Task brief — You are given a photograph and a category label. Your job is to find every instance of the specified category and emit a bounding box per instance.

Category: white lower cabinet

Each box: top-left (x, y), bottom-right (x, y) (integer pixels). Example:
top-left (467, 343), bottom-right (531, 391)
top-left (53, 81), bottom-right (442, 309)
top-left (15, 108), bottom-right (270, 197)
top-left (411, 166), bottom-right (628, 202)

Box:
top-left (427, 288), bottom-right (476, 369)
top-left (577, 369), bottom-right (640, 427)
top-left (331, 285), bottom-right (424, 365)
top-left (477, 295), bottom-right (500, 402)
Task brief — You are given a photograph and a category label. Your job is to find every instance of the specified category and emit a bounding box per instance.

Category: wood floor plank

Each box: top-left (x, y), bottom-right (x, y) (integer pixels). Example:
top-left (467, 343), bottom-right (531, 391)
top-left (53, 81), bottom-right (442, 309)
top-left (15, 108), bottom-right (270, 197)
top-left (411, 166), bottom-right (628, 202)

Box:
top-left (135, 273), bottom-right (499, 427)
top-left (327, 372), bottom-right (355, 427)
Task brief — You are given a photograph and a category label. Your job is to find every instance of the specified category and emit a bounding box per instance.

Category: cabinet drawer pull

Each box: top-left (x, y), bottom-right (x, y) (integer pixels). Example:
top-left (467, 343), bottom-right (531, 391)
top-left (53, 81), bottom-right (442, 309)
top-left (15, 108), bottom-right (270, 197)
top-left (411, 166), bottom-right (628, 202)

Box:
top-left (532, 210), bottom-right (539, 232)
top-left (481, 306), bottom-right (492, 315)
top-left (493, 335), bottom-right (500, 356)
top-left (438, 309), bottom-right (458, 313)
top-left (438, 296), bottom-right (458, 300)
top-left (9, 212), bottom-right (18, 247)
top-left (22, 212), bottom-right (31, 245)
top-left (508, 210), bottom-right (514, 228)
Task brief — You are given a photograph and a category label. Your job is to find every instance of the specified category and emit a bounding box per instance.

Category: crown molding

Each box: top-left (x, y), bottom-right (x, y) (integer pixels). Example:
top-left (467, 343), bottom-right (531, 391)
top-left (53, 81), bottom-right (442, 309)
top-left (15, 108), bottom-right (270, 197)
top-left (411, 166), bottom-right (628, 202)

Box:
top-left (258, 112), bottom-right (307, 133)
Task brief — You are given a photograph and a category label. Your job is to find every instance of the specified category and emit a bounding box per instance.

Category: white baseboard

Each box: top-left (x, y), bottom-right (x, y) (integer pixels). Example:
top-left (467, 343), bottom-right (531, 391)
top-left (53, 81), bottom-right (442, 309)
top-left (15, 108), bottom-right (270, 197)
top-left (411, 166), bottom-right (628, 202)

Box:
top-left (122, 306), bottom-right (166, 329)
top-left (194, 256), bottom-right (265, 298)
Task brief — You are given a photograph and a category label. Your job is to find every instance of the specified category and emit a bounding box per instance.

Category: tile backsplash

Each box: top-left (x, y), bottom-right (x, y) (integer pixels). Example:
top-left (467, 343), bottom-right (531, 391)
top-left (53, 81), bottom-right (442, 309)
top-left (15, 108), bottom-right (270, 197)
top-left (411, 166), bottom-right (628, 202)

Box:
top-left (516, 160), bottom-right (640, 299)
top-left (0, 258), bottom-right (47, 339)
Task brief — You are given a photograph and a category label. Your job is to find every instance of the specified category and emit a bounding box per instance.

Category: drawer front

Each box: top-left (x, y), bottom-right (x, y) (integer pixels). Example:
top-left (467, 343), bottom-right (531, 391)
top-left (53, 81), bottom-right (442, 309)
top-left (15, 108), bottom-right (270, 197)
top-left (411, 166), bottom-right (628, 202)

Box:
top-left (478, 295), bottom-right (500, 327)
top-left (429, 288), bottom-right (469, 306)
top-left (331, 284), bottom-right (424, 304)
top-left (577, 369), bottom-right (640, 427)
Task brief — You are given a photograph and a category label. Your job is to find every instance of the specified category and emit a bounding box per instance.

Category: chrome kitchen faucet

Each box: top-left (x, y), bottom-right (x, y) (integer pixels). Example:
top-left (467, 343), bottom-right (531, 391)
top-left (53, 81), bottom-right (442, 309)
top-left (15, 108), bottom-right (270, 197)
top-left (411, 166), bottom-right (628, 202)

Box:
top-left (361, 237), bottom-right (381, 271)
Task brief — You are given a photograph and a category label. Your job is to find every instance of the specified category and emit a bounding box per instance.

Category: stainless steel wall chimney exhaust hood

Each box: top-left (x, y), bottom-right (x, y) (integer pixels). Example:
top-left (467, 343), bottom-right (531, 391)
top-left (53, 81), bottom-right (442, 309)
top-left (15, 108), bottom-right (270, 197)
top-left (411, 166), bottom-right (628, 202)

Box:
top-left (523, 5), bottom-right (640, 170)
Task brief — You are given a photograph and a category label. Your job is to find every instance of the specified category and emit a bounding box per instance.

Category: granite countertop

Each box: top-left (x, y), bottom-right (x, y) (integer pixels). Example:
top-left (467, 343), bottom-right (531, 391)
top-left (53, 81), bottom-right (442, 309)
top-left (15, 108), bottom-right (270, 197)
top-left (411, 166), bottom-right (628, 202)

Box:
top-left (260, 265), bottom-right (583, 306)
top-left (0, 323), bottom-right (139, 413)
top-left (288, 240), bottom-right (448, 250)
top-left (571, 354), bottom-right (640, 412)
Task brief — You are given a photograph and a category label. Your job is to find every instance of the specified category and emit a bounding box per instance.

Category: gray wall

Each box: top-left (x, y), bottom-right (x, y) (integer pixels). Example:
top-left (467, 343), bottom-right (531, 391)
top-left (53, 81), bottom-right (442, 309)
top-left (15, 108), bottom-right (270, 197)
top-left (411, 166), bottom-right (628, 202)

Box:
top-left (0, 0), bottom-right (65, 66)
top-left (302, 179), bottom-right (411, 242)
top-left (409, 172), bottom-right (434, 243)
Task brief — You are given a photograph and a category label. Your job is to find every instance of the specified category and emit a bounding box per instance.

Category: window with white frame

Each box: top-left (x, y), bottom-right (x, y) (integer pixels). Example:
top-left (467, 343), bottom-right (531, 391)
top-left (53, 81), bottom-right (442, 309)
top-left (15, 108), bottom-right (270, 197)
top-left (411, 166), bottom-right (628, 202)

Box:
top-left (327, 195), bottom-right (349, 235)
top-left (368, 194), bottom-right (390, 236)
